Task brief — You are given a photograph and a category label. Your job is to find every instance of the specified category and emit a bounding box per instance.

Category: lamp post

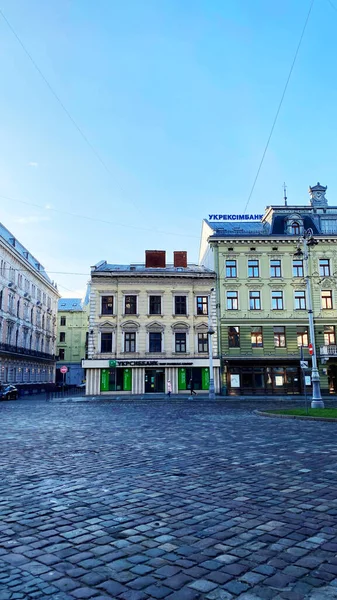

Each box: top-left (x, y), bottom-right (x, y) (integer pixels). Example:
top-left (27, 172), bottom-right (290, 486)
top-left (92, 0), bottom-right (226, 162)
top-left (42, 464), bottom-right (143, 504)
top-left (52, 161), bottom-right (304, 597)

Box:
top-left (208, 288), bottom-right (215, 400)
top-left (294, 230), bottom-right (324, 408)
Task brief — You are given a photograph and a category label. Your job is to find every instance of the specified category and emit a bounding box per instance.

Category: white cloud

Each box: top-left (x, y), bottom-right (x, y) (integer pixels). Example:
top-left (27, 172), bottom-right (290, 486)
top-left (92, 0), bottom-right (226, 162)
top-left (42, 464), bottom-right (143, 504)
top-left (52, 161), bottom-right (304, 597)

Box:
top-left (28, 161), bottom-right (38, 167)
top-left (15, 215), bottom-right (50, 224)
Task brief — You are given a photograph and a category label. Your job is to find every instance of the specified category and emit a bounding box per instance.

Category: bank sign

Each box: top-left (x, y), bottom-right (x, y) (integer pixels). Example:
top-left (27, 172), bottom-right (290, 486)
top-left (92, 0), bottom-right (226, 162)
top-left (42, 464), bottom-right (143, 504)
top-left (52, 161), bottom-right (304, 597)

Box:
top-left (209, 214), bottom-right (263, 221)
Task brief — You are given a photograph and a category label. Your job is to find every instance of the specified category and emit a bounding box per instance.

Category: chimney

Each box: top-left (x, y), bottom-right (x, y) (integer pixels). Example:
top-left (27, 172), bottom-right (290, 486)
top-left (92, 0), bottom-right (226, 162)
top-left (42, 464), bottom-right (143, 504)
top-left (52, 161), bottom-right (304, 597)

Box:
top-left (173, 251), bottom-right (187, 268)
top-left (145, 250), bottom-right (166, 268)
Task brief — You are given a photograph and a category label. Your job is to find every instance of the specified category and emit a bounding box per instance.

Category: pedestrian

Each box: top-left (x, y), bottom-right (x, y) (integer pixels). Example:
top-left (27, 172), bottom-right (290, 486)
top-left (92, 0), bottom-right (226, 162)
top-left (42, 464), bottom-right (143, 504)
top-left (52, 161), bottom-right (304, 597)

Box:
top-left (167, 380), bottom-right (172, 397)
top-left (189, 378), bottom-right (196, 396)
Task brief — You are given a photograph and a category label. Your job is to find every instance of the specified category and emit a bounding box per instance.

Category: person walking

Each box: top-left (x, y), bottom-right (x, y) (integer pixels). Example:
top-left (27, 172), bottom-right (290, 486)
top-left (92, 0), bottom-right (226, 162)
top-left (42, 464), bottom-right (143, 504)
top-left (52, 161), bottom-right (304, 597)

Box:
top-left (189, 378), bottom-right (196, 396)
top-left (167, 380), bottom-right (172, 398)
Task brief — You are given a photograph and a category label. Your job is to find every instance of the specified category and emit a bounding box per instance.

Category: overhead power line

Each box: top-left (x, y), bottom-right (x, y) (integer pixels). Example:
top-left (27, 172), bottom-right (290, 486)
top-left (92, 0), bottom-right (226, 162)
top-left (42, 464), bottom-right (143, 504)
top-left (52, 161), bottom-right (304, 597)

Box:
top-left (243, 0), bottom-right (315, 214)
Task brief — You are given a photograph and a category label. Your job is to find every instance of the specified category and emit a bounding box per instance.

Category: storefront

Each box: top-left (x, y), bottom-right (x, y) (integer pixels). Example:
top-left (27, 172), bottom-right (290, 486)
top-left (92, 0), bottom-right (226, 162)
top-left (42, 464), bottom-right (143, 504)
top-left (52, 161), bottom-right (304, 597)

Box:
top-left (226, 361), bottom-right (309, 396)
top-left (82, 358), bottom-right (221, 395)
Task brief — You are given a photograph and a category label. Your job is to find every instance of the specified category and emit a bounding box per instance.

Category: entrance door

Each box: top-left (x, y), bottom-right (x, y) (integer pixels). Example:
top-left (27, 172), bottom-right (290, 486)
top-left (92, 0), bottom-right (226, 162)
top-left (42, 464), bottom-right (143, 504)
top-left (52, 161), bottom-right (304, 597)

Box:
top-left (145, 369), bottom-right (165, 393)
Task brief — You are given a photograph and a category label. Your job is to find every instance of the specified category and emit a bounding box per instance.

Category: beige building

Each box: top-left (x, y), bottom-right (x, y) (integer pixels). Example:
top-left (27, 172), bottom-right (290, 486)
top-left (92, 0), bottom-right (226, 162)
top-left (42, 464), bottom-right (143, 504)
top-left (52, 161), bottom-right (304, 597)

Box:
top-left (83, 251), bottom-right (220, 395)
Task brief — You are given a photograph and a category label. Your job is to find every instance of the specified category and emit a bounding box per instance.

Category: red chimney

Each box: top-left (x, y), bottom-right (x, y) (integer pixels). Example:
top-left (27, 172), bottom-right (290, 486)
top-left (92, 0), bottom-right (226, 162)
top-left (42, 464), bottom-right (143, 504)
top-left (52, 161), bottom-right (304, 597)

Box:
top-left (174, 251), bottom-right (187, 268)
top-left (145, 250), bottom-right (166, 268)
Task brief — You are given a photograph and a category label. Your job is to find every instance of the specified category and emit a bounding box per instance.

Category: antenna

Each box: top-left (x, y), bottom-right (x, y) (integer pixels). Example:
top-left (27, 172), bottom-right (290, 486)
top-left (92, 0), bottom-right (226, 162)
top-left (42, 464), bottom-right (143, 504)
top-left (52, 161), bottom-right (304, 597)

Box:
top-left (283, 182), bottom-right (288, 206)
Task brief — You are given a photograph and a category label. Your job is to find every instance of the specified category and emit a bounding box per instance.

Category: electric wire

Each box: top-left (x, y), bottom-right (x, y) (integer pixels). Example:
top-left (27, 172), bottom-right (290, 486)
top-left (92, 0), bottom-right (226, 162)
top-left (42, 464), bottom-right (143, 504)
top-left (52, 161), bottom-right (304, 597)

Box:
top-left (243, 0), bottom-right (315, 214)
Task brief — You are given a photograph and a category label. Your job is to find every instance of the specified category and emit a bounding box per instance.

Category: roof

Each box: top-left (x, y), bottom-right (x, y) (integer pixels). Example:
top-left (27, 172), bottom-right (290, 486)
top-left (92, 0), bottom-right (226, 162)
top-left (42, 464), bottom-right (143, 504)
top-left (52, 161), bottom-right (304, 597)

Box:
top-left (205, 220), bottom-right (266, 236)
top-left (58, 298), bottom-right (83, 311)
top-left (0, 222), bottom-right (54, 285)
top-left (92, 262), bottom-right (214, 274)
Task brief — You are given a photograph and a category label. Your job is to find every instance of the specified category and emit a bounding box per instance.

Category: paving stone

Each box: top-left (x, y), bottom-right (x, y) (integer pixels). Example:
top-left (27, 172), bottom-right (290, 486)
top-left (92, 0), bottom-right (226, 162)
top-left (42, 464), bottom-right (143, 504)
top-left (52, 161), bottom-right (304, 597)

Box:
top-left (188, 579), bottom-right (217, 592)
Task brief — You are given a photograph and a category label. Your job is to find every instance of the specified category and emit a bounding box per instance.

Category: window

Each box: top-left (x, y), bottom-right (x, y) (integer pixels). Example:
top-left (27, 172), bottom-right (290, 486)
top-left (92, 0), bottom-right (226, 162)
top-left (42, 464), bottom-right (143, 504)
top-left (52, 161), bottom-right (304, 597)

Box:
top-left (102, 296), bottom-right (113, 315)
top-left (274, 326), bottom-right (286, 347)
top-left (226, 260), bottom-right (237, 278)
top-left (322, 290), bottom-right (333, 309)
top-left (175, 332), bottom-right (186, 353)
top-left (59, 349), bottom-right (65, 360)
top-left (249, 291), bottom-right (261, 310)
top-left (149, 332), bottom-right (162, 352)
top-left (149, 296), bottom-right (161, 315)
top-left (248, 259), bottom-right (259, 278)
top-left (251, 327), bottom-right (263, 347)
top-left (0, 290), bottom-right (2, 310)
top-left (228, 326), bottom-right (240, 348)
top-left (294, 290), bottom-right (306, 310)
top-left (292, 222), bottom-right (300, 235)
top-left (101, 332), bottom-right (113, 353)
top-left (297, 327), bottom-right (308, 347)
top-left (270, 260), bottom-right (281, 278)
top-left (59, 332), bottom-right (65, 342)
top-left (124, 331), bottom-right (136, 352)
top-left (60, 316), bottom-right (66, 326)
top-left (125, 295), bottom-right (137, 315)
top-left (319, 259), bottom-right (331, 277)
top-left (271, 290), bottom-right (284, 310)
top-left (227, 291), bottom-right (238, 310)
top-left (293, 260), bottom-right (304, 277)
top-left (17, 300), bottom-right (20, 317)
top-left (197, 332), bottom-right (208, 353)
top-left (175, 296), bottom-right (187, 315)
top-left (324, 325), bottom-right (335, 345)
top-left (196, 296), bottom-right (208, 315)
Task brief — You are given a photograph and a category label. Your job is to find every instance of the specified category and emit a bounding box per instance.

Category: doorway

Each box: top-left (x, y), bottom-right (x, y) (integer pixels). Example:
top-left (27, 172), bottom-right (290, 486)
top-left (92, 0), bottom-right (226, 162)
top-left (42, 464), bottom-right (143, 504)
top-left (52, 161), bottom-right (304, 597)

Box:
top-left (145, 369), bottom-right (165, 393)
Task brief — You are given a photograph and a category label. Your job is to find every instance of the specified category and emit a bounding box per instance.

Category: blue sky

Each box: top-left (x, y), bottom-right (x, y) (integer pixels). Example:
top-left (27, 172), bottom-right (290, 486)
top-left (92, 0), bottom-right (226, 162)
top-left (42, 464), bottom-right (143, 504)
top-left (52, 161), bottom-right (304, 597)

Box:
top-left (0, 0), bottom-right (336, 297)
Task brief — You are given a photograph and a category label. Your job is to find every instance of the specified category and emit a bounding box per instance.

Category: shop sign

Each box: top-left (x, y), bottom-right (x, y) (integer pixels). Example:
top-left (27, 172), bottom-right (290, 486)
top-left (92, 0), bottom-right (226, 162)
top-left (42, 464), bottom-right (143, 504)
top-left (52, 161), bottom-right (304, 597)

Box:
top-left (230, 374), bottom-right (240, 388)
top-left (117, 360), bottom-right (194, 367)
top-left (208, 214), bottom-right (263, 221)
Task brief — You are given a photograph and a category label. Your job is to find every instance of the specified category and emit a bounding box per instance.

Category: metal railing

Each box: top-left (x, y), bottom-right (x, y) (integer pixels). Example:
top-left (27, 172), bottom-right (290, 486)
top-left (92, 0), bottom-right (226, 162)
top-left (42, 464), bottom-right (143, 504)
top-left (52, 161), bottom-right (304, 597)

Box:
top-left (320, 345), bottom-right (337, 356)
top-left (0, 342), bottom-right (55, 361)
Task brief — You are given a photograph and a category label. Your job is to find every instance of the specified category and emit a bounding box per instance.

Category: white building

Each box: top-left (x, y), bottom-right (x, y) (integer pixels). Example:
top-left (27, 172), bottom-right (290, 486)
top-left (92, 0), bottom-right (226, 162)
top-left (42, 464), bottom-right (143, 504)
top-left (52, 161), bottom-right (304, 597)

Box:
top-left (83, 251), bottom-right (221, 395)
top-left (0, 223), bottom-right (59, 390)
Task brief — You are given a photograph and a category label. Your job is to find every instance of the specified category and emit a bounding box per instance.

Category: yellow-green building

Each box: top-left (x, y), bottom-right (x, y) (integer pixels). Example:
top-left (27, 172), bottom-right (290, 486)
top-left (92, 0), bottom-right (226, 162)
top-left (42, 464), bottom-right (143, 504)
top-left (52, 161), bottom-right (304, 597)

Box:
top-left (56, 296), bottom-right (89, 386)
top-left (200, 183), bottom-right (337, 396)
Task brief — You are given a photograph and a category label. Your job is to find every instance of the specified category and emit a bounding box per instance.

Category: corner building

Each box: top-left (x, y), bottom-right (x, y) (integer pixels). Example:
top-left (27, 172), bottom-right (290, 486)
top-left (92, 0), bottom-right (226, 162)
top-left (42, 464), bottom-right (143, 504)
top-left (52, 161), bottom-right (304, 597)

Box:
top-left (83, 251), bottom-right (220, 395)
top-left (200, 183), bottom-right (337, 396)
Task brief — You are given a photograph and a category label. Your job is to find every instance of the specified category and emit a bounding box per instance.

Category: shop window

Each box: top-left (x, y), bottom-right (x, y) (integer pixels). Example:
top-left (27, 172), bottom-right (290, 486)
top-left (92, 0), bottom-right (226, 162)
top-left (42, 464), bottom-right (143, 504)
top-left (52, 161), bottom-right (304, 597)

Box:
top-left (294, 290), bottom-right (306, 310)
top-left (100, 368), bottom-right (132, 392)
top-left (293, 260), bottom-right (304, 277)
top-left (228, 326), bottom-right (240, 348)
top-left (297, 327), bottom-right (308, 347)
top-left (270, 259), bottom-right (282, 278)
top-left (101, 332), bottom-right (112, 352)
top-left (248, 259), bottom-right (259, 278)
top-left (124, 295), bottom-right (137, 315)
top-left (319, 259), bottom-right (330, 277)
top-left (197, 332), bottom-right (208, 353)
top-left (249, 291), bottom-right (261, 310)
top-left (324, 325), bottom-right (335, 345)
top-left (175, 296), bottom-right (187, 315)
top-left (226, 260), bottom-right (237, 278)
top-left (149, 296), bottom-right (161, 315)
top-left (271, 290), bottom-right (284, 310)
top-left (59, 332), bottom-right (65, 342)
top-left (196, 296), bottom-right (208, 315)
top-left (102, 296), bottom-right (113, 315)
top-left (322, 290), bottom-right (333, 309)
top-left (175, 332), bottom-right (186, 353)
top-left (227, 291), bottom-right (238, 310)
top-left (149, 332), bottom-right (162, 352)
top-left (274, 326), bottom-right (286, 347)
top-left (124, 332), bottom-right (136, 352)
top-left (251, 327), bottom-right (263, 347)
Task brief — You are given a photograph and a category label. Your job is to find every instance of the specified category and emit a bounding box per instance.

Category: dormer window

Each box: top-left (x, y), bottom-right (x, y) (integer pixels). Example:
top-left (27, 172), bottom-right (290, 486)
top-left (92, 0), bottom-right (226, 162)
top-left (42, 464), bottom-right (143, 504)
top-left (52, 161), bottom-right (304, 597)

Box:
top-left (292, 222), bottom-right (300, 235)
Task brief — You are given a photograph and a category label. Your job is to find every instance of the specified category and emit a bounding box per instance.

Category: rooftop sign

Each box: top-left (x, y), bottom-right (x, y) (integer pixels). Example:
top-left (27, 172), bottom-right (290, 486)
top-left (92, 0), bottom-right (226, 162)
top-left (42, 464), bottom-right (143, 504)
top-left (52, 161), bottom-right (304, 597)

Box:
top-left (209, 214), bottom-right (263, 221)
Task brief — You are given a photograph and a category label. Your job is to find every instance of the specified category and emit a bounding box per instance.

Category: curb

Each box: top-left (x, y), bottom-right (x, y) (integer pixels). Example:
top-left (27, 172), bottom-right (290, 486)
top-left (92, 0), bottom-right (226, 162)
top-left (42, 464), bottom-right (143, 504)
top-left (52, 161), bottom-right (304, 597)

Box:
top-left (255, 409), bottom-right (337, 422)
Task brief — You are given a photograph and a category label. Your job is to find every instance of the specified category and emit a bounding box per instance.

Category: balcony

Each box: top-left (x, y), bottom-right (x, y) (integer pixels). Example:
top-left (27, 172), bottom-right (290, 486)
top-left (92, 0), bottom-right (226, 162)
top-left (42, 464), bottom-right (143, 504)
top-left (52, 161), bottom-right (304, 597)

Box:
top-left (320, 345), bottom-right (337, 357)
top-left (0, 342), bottom-right (55, 362)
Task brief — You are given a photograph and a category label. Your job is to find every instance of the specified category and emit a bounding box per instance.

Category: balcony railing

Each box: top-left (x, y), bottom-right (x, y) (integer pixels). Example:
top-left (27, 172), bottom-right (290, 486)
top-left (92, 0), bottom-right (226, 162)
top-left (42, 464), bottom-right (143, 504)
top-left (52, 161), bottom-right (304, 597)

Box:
top-left (0, 342), bottom-right (55, 361)
top-left (320, 345), bottom-right (337, 356)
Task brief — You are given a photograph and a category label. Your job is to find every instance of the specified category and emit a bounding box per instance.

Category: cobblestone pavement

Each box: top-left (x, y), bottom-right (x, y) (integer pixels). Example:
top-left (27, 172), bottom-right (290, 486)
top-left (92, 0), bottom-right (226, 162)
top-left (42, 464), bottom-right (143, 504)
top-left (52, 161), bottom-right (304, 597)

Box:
top-left (1, 398), bottom-right (337, 599)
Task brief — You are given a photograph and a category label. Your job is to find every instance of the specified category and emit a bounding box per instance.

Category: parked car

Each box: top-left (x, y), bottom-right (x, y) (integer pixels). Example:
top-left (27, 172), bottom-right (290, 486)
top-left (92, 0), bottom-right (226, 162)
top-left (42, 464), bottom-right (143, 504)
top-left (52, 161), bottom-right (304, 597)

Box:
top-left (0, 385), bottom-right (19, 400)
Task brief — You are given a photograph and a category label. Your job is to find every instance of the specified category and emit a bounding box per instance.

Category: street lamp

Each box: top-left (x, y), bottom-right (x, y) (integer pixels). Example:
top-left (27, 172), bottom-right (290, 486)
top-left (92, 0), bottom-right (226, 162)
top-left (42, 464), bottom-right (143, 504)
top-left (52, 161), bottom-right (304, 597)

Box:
top-left (208, 288), bottom-right (215, 400)
top-left (294, 229), bottom-right (324, 408)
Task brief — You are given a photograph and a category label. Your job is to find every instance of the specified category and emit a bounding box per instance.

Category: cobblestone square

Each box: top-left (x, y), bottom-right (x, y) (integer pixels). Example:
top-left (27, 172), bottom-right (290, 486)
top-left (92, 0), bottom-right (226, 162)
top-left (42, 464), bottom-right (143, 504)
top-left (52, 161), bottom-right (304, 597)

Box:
top-left (1, 397), bottom-right (337, 599)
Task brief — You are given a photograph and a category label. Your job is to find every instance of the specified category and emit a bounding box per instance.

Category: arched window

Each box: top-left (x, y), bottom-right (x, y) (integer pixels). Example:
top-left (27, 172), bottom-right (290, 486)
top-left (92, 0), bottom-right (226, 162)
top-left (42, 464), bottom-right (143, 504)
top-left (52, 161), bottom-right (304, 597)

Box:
top-left (292, 222), bottom-right (300, 235)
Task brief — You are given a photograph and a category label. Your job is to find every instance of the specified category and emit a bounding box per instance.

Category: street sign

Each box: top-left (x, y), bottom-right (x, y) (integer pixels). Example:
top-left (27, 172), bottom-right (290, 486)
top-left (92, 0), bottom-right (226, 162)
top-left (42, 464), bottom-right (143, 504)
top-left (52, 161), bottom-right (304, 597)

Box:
top-left (300, 361), bottom-right (309, 369)
top-left (60, 366), bottom-right (68, 374)
top-left (308, 343), bottom-right (314, 356)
